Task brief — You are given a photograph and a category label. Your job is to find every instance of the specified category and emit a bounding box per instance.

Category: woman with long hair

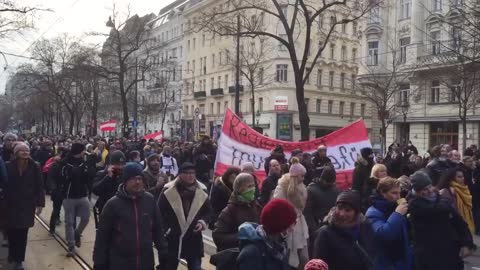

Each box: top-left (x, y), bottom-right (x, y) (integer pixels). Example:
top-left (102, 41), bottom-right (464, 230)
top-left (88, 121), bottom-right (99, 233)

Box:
top-left (273, 157), bottom-right (309, 269)
top-left (438, 168), bottom-right (475, 234)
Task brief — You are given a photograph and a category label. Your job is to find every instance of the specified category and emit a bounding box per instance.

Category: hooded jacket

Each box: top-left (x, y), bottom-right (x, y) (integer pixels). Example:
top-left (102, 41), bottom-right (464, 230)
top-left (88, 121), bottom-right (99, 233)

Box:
top-left (93, 185), bottom-right (167, 270)
top-left (237, 223), bottom-right (290, 270)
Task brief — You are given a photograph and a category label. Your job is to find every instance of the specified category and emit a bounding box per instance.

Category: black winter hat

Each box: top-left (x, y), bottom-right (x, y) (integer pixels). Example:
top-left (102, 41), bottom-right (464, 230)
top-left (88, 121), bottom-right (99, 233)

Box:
top-left (179, 162), bottom-right (195, 173)
top-left (336, 191), bottom-right (362, 213)
top-left (360, 147), bottom-right (373, 159)
top-left (122, 162), bottom-right (144, 182)
top-left (410, 171), bottom-right (432, 191)
top-left (70, 143), bottom-right (86, 156)
top-left (110, 150), bottom-right (126, 165)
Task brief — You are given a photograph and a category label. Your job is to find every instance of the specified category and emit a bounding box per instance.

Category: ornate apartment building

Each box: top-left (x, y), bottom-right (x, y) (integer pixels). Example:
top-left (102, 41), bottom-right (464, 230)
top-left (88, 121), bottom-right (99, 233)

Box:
top-left (180, 0), bottom-right (377, 141)
top-left (359, 0), bottom-right (480, 153)
top-left (136, 0), bottom-right (187, 138)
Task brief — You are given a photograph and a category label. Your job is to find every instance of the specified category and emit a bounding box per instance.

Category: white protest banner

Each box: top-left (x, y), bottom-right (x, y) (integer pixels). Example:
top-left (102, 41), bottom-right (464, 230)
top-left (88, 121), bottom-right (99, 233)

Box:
top-left (214, 108), bottom-right (372, 190)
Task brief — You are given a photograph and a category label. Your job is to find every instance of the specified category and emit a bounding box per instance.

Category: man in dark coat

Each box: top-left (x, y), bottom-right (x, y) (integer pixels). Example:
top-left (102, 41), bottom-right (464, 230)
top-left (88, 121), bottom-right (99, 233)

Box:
top-left (91, 150), bottom-right (126, 226)
top-left (352, 147), bottom-right (374, 210)
top-left (312, 145), bottom-right (332, 177)
top-left (4, 142), bottom-right (45, 270)
top-left (193, 136), bottom-right (216, 188)
top-left (264, 145), bottom-right (288, 175)
top-left (259, 159), bottom-right (282, 206)
top-left (93, 162), bottom-right (168, 270)
top-left (304, 167), bottom-right (340, 256)
top-left (313, 191), bottom-right (376, 270)
top-left (426, 145), bottom-right (455, 185)
top-left (408, 171), bottom-right (476, 270)
top-left (158, 162), bottom-right (211, 270)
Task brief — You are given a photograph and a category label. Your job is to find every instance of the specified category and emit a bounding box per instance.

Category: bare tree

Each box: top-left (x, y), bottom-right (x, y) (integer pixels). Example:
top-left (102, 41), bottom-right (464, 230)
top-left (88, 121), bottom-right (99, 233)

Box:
top-left (0, 0), bottom-right (50, 39)
top-left (224, 37), bottom-right (275, 127)
top-left (195, 0), bottom-right (374, 140)
top-left (417, 0), bottom-right (480, 150)
top-left (95, 7), bottom-right (156, 137)
top-left (359, 40), bottom-right (417, 153)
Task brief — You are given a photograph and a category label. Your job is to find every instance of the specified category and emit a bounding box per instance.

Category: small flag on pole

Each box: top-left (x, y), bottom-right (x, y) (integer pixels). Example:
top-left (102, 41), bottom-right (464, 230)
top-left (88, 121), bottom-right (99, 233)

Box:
top-left (100, 120), bottom-right (117, 132)
top-left (144, 131), bottom-right (163, 142)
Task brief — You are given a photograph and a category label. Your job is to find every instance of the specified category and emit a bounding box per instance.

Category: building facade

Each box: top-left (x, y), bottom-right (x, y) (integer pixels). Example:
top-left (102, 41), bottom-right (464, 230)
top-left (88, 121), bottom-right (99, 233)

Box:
top-left (136, 0), bottom-right (186, 138)
top-left (359, 0), bottom-right (480, 154)
top-left (181, 0), bottom-right (377, 142)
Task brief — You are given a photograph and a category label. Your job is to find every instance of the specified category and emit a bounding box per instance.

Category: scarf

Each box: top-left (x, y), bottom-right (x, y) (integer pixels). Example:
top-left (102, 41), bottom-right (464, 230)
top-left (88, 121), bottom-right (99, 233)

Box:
top-left (451, 181), bottom-right (475, 234)
top-left (16, 158), bottom-right (29, 176)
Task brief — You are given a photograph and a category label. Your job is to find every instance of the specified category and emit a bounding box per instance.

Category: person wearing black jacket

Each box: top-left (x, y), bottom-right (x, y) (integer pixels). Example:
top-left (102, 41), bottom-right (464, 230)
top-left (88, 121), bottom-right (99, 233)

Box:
top-left (304, 167), bottom-right (340, 256)
top-left (93, 162), bottom-right (168, 270)
top-left (193, 136), bottom-right (216, 188)
top-left (4, 142), bottom-right (45, 270)
top-left (311, 145), bottom-right (332, 178)
top-left (60, 143), bottom-right (95, 256)
top-left (47, 147), bottom-right (68, 235)
top-left (259, 159), bottom-right (282, 206)
top-left (158, 162), bottom-right (211, 270)
top-left (91, 150), bottom-right (127, 218)
top-left (313, 191), bottom-right (376, 270)
top-left (408, 171), bottom-right (476, 270)
top-left (1, 132), bottom-right (17, 162)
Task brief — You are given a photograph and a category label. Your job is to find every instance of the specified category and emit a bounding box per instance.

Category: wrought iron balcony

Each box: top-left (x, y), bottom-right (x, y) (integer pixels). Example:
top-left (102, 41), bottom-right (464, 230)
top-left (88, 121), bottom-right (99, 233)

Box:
top-left (194, 91), bottom-right (206, 98)
top-left (210, 88), bottom-right (224, 96)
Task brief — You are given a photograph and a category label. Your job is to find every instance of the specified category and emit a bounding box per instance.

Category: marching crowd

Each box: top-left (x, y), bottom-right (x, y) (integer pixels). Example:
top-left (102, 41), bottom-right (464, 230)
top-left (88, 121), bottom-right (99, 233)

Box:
top-left (0, 131), bottom-right (478, 270)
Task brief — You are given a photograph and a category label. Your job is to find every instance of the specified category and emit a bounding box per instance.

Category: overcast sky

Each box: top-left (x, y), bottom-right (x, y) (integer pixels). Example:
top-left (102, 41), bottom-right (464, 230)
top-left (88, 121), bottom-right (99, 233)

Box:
top-left (0, 0), bottom-right (176, 94)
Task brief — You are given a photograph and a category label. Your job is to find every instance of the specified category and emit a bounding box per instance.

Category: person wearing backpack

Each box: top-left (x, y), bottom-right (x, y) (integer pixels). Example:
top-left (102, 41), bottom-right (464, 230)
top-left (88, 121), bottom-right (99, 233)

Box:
top-left (60, 143), bottom-right (95, 257)
top-left (160, 146), bottom-right (179, 178)
top-left (236, 198), bottom-right (297, 270)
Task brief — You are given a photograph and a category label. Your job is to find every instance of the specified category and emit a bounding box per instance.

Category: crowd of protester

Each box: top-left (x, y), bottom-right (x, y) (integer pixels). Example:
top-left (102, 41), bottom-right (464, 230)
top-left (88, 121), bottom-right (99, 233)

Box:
top-left (0, 131), bottom-right (478, 270)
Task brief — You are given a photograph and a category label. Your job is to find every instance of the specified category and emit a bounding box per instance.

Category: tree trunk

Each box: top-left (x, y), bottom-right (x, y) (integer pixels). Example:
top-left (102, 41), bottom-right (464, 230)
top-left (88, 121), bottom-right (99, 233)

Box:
top-left (381, 120), bottom-right (387, 155)
top-left (295, 81), bottom-right (310, 141)
top-left (69, 110), bottom-right (75, 135)
top-left (91, 86), bottom-right (98, 136)
top-left (251, 84), bottom-right (255, 127)
top-left (462, 115), bottom-right (467, 152)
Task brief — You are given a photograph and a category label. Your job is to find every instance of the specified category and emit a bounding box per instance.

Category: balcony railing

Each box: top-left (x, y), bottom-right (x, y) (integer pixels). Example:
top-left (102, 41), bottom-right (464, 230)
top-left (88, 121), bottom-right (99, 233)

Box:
top-left (193, 91), bottom-right (206, 98)
top-left (210, 88), bottom-right (224, 96)
top-left (228, 85), bottom-right (244, 93)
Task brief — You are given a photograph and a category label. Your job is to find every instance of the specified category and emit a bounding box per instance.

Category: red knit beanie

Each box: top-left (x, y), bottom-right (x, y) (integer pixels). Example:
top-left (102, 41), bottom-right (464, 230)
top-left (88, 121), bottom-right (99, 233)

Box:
top-left (261, 198), bottom-right (297, 234)
top-left (304, 259), bottom-right (329, 270)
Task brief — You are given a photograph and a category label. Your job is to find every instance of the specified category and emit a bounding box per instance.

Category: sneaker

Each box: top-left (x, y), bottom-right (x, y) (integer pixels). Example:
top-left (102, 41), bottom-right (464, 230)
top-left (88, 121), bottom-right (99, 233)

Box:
top-left (74, 232), bottom-right (81, 248)
top-left (13, 262), bottom-right (25, 270)
top-left (48, 230), bottom-right (55, 237)
top-left (66, 246), bottom-right (75, 257)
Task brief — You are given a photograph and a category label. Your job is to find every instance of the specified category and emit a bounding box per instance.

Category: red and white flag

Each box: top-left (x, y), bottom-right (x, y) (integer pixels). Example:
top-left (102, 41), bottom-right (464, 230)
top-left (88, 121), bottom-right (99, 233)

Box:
top-left (99, 120), bottom-right (117, 132)
top-left (144, 131), bottom-right (163, 142)
top-left (214, 108), bottom-right (372, 190)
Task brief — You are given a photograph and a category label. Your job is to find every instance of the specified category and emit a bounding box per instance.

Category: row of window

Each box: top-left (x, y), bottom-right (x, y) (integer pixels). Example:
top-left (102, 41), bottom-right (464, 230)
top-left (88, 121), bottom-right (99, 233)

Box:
top-left (151, 46), bottom-right (183, 66)
top-left (276, 65), bottom-right (357, 90)
top-left (372, 0), bottom-right (464, 23)
top-left (183, 99), bottom-right (367, 118)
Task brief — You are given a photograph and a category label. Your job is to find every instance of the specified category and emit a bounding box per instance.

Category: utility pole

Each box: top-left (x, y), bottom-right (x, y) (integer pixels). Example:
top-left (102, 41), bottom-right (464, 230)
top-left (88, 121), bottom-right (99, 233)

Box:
top-left (235, 14), bottom-right (241, 115)
top-left (134, 57), bottom-right (138, 138)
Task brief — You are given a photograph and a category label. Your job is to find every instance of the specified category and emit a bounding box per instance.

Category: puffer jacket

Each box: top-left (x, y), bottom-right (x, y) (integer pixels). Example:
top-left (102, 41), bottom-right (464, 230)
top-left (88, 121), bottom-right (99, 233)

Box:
top-left (93, 185), bottom-right (167, 270)
top-left (237, 223), bottom-right (290, 270)
top-left (366, 195), bottom-right (413, 270)
top-left (212, 196), bottom-right (261, 251)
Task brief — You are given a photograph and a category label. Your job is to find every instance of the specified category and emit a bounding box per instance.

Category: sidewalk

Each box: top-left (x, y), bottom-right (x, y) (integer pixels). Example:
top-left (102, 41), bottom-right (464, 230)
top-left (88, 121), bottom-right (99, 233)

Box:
top-left (0, 220), bottom-right (84, 270)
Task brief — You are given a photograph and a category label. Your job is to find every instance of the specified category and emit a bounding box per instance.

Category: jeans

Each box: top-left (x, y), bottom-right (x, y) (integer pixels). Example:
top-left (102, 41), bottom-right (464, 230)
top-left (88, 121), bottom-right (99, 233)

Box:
top-left (49, 197), bottom-right (63, 232)
top-left (63, 197), bottom-right (90, 248)
top-left (7, 228), bottom-right (28, 263)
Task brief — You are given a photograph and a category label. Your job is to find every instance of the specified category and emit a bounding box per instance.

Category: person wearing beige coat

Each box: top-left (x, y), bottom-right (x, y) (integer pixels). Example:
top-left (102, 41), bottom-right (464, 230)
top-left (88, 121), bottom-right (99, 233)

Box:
top-left (273, 157), bottom-right (309, 269)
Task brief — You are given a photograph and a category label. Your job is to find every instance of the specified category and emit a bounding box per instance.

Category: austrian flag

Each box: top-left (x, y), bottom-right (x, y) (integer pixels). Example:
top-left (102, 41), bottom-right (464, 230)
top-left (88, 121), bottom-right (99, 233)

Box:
top-left (99, 120), bottom-right (117, 132)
